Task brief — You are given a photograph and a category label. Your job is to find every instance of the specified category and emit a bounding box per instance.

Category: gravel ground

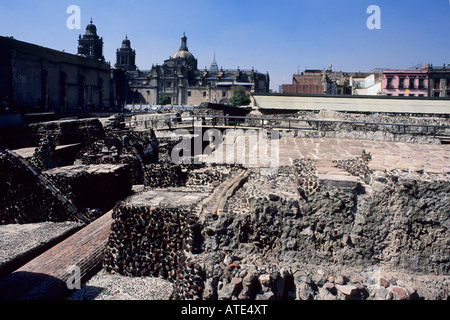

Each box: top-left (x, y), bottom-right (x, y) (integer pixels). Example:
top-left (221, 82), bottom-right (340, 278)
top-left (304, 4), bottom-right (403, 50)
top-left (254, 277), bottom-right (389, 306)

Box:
top-left (67, 270), bottom-right (174, 300)
top-left (0, 221), bottom-right (82, 268)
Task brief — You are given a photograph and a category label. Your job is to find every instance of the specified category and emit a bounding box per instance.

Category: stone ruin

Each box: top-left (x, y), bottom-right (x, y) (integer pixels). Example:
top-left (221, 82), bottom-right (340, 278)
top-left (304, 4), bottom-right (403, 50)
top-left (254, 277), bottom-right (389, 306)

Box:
top-left (1, 114), bottom-right (449, 300)
top-left (102, 156), bottom-right (450, 300)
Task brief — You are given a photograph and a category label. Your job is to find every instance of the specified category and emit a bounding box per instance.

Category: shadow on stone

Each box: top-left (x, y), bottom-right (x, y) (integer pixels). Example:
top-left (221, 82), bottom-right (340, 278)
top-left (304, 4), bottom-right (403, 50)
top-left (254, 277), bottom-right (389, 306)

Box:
top-left (0, 271), bottom-right (71, 300)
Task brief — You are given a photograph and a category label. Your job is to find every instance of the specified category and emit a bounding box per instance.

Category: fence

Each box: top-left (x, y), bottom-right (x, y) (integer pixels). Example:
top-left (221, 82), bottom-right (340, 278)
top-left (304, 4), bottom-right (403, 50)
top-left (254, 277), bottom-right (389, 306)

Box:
top-left (121, 115), bottom-right (450, 140)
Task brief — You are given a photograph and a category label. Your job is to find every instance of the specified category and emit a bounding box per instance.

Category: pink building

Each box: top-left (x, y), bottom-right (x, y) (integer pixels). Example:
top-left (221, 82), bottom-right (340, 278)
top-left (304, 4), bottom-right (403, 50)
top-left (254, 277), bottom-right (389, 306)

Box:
top-left (383, 69), bottom-right (429, 97)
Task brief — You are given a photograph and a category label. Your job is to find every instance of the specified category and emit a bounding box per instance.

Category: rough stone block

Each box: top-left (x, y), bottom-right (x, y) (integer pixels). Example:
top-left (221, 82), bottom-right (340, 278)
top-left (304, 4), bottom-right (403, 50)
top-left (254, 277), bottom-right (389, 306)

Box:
top-left (318, 174), bottom-right (359, 188)
top-left (43, 164), bottom-right (132, 212)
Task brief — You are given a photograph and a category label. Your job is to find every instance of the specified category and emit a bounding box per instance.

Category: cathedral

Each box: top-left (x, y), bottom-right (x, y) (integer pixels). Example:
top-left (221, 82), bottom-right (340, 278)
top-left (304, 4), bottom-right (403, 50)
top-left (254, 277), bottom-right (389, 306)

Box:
top-left (114, 33), bottom-right (270, 106)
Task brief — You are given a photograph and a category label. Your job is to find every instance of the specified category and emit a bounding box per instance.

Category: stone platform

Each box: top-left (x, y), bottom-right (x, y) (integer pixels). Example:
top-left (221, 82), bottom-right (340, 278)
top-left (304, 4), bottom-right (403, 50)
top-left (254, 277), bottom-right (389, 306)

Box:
top-left (0, 211), bottom-right (113, 300)
top-left (0, 221), bottom-right (83, 280)
top-left (205, 136), bottom-right (450, 175)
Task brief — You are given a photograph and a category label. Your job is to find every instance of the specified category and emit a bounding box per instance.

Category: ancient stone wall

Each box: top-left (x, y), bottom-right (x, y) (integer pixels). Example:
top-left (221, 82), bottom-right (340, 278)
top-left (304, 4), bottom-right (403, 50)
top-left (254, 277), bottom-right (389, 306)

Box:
top-left (44, 164), bottom-right (132, 213)
top-left (143, 164), bottom-right (185, 188)
top-left (103, 191), bottom-right (207, 299)
top-left (28, 118), bottom-right (105, 147)
top-left (75, 130), bottom-right (159, 184)
top-left (0, 150), bottom-right (132, 224)
top-left (102, 165), bottom-right (449, 300)
top-left (0, 152), bottom-right (74, 224)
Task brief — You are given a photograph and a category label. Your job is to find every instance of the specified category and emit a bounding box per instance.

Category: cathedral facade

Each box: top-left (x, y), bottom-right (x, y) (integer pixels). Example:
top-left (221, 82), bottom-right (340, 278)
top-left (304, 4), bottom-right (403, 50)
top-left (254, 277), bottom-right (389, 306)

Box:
top-left (115, 33), bottom-right (270, 106)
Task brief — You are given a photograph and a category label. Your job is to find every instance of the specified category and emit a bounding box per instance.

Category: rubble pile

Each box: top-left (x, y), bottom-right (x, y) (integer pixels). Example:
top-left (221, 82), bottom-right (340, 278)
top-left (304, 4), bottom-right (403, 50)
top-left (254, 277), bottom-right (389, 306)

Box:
top-left (29, 135), bottom-right (60, 171)
top-left (196, 253), bottom-right (449, 300)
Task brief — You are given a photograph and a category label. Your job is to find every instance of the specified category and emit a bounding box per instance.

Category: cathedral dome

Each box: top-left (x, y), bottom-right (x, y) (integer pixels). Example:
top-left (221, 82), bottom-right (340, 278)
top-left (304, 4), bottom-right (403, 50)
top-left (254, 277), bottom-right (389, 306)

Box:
top-left (172, 50), bottom-right (195, 60)
top-left (85, 18), bottom-right (97, 36)
top-left (122, 35), bottom-right (131, 48)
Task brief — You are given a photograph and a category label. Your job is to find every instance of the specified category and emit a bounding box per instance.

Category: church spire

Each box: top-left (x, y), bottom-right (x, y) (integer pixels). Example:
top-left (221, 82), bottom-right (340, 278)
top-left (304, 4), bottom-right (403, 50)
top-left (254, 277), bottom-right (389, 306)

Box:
top-left (210, 51), bottom-right (219, 71)
top-left (180, 32), bottom-right (188, 51)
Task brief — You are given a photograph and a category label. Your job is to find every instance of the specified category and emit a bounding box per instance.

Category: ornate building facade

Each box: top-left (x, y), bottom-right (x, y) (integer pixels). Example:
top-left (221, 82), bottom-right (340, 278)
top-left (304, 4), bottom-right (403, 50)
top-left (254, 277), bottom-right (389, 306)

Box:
top-left (116, 33), bottom-right (270, 106)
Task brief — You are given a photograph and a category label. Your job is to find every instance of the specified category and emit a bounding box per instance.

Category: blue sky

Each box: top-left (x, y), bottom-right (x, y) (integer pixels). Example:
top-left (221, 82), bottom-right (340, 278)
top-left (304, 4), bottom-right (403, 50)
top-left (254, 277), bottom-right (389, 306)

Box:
top-left (1, 0), bottom-right (449, 91)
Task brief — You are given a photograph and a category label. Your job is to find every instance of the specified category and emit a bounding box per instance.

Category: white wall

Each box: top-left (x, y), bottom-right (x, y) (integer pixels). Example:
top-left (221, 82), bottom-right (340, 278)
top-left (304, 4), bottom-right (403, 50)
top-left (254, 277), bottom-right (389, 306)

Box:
top-left (252, 94), bottom-right (450, 114)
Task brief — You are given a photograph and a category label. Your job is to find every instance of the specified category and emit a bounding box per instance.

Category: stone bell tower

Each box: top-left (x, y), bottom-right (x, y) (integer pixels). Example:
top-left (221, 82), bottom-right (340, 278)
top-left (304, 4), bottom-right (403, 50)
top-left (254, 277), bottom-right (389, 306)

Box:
top-left (115, 35), bottom-right (137, 71)
top-left (77, 18), bottom-right (105, 61)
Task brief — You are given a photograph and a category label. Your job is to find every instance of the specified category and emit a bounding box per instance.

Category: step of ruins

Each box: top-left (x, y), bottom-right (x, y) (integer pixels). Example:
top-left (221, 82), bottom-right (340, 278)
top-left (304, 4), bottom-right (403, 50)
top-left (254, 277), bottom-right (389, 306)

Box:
top-left (0, 211), bottom-right (113, 300)
top-left (318, 173), bottom-right (360, 188)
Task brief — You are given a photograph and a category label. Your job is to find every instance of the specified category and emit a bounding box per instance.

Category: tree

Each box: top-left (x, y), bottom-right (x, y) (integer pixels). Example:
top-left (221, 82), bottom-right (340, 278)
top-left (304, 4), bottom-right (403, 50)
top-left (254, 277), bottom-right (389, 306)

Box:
top-left (230, 86), bottom-right (251, 107)
top-left (158, 95), bottom-right (171, 105)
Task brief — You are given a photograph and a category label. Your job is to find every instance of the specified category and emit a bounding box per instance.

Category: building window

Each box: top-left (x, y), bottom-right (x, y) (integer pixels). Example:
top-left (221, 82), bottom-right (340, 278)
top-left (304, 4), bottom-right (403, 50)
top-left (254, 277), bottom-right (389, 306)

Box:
top-left (418, 78), bottom-right (425, 89)
top-left (203, 92), bottom-right (207, 97)
top-left (399, 78), bottom-right (405, 89)
top-left (434, 80), bottom-right (441, 90)
top-left (398, 94), bottom-right (404, 97)
top-left (434, 91), bottom-right (440, 97)
top-left (418, 94), bottom-right (425, 97)
top-left (167, 82), bottom-right (172, 88)
top-left (386, 78), bottom-right (394, 89)
top-left (188, 91), bottom-right (191, 97)
top-left (409, 78), bottom-right (415, 89)
top-left (222, 91), bottom-right (226, 97)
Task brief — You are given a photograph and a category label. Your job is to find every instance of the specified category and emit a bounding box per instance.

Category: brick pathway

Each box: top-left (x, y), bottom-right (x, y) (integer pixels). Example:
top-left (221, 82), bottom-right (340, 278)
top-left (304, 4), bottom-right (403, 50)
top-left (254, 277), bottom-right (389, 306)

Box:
top-left (0, 211), bottom-right (112, 300)
top-left (205, 137), bottom-right (450, 175)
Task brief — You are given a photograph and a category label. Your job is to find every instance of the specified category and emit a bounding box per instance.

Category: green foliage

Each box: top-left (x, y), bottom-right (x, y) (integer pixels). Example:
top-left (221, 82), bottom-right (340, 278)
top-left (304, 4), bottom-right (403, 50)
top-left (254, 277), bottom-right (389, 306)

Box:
top-left (158, 95), bottom-right (171, 105)
top-left (230, 86), bottom-right (251, 107)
